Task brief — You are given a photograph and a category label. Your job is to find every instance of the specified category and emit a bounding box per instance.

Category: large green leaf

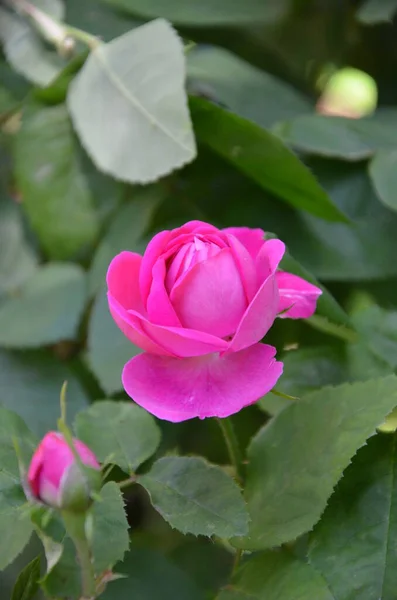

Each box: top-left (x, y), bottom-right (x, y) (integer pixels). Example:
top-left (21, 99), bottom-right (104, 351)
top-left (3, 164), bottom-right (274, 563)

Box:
top-left (89, 186), bottom-right (164, 296)
top-left (369, 150), bottom-right (397, 213)
top-left (217, 550), bottom-right (333, 600)
top-left (68, 20), bottom-right (196, 184)
top-left (0, 2), bottom-right (67, 87)
top-left (187, 47), bottom-right (311, 129)
top-left (0, 350), bottom-right (89, 436)
top-left (190, 97), bottom-right (346, 222)
top-left (101, 545), bottom-right (203, 600)
top-left (0, 407), bottom-right (37, 570)
top-left (75, 401), bottom-right (161, 473)
top-left (309, 433), bottom-right (397, 600)
top-left (99, 0), bottom-right (287, 25)
top-left (0, 191), bottom-right (38, 298)
top-left (91, 482), bottom-right (129, 573)
top-left (357, 0), bottom-right (397, 23)
top-left (0, 264), bottom-right (86, 348)
top-left (277, 110), bottom-right (397, 160)
top-left (87, 289), bottom-right (140, 394)
top-left (139, 456), bottom-right (249, 538)
top-left (14, 103), bottom-right (122, 260)
top-left (10, 556), bottom-right (40, 600)
top-left (237, 376), bottom-right (397, 550)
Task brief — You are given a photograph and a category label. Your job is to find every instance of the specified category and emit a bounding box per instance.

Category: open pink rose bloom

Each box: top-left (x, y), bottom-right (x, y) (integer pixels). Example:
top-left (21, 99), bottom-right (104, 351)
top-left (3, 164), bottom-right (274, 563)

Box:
top-left (107, 221), bottom-right (322, 421)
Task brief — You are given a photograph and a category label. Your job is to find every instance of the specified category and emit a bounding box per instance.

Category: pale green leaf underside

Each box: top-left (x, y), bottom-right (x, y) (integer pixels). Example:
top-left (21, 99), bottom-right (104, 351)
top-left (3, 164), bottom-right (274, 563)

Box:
top-left (68, 19), bottom-right (196, 183)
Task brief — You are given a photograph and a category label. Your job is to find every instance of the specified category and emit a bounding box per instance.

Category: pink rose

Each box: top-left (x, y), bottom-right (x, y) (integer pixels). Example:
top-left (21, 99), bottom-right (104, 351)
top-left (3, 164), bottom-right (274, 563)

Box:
top-left (28, 432), bottom-right (101, 510)
top-left (106, 221), bottom-right (321, 422)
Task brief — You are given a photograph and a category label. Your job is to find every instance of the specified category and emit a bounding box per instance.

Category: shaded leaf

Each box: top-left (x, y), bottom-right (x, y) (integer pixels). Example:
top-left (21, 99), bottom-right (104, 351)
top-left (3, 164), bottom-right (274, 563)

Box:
top-left (68, 19), bottom-right (196, 184)
top-left (0, 349), bottom-right (89, 436)
top-left (0, 264), bottom-right (86, 348)
top-left (237, 376), bottom-right (397, 550)
top-left (75, 400), bottom-right (161, 472)
top-left (66, 0), bottom-right (140, 41)
top-left (99, 0), bottom-right (287, 25)
top-left (190, 97), bottom-right (346, 222)
top-left (0, 407), bottom-right (37, 570)
top-left (87, 289), bottom-right (140, 394)
top-left (139, 456), bottom-right (249, 538)
top-left (91, 482), bottom-right (129, 573)
top-left (40, 538), bottom-right (81, 599)
top-left (309, 433), bottom-right (397, 600)
top-left (357, 0), bottom-right (397, 23)
top-left (369, 149), bottom-right (397, 212)
top-left (217, 550), bottom-right (333, 600)
top-left (14, 103), bottom-right (122, 260)
top-left (274, 160), bottom-right (397, 280)
top-left (277, 110), bottom-right (397, 160)
top-left (101, 545), bottom-right (203, 600)
top-left (89, 186), bottom-right (164, 296)
top-left (11, 556), bottom-right (40, 600)
top-left (0, 191), bottom-right (38, 298)
top-left (187, 46), bottom-right (311, 129)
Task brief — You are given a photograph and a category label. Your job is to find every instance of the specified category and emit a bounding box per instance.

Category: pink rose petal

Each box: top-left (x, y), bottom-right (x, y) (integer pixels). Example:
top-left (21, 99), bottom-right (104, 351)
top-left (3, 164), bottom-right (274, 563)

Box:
top-left (223, 227), bottom-right (266, 259)
top-left (146, 258), bottom-right (182, 327)
top-left (170, 248), bottom-right (247, 338)
top-left (122, 343), bottom-right (283, 421)
top-left (277, 272), bottom-right (322, 319)
top-left (106, 251), bottom-right (145, 313)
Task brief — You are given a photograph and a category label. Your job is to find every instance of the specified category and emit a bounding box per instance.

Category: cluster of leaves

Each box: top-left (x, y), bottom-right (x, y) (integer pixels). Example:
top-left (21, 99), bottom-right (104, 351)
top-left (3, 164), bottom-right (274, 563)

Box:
top-left (2, 0), bottom-right (397, 598)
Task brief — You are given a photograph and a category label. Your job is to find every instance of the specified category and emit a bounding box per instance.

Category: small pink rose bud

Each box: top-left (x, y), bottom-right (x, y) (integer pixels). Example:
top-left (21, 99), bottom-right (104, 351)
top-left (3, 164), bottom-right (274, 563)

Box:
top-left (27, 432), bottom-right (101, 512)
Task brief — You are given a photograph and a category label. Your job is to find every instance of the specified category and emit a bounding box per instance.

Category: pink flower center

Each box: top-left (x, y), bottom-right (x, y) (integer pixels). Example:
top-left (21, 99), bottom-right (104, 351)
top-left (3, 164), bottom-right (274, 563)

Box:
top-left (165, 236), bottom-right (221, 292)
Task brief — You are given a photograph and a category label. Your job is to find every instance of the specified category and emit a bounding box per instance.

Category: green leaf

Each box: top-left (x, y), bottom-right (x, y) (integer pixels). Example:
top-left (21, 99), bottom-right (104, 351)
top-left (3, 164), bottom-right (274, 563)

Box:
top-left (68, 20), bottom-right (196, 184)
top-left (139, 456), bottom-right (249, 538)
top-left (0, 2), bottom-right (67, 87)
top-left (11, 556), bottom-right (40, 600)
top-left (237, 376), bottom-right (397, 550)
top-left (351, 303), bottom-right (397, 370)
top-left (0, 264), bottom-right (86, 348)
top-left (40, 537), bottom-right (81, 599)
top-left (369, 150), bottom-right (397, 212)
top-left (99, 0), bottom-right (287, 25)
top-left (89, 186), bottom-right (164, 296)
top-left (91, 482), bottom-right (129, 573)
top-left (0, 407), bottom-right (37, 570)
top-left (309, 433), bottom-right (397, 600)
top-left (187, 47), bottom-right (312, 129)
top-left (217, 550), bottom-right (333, 600)
top-left (357, 0), bottom-right (397, 23)
top-left (0, 349), bottom-right (89, 436)
top-left (66, 0), bottom-right (140, 41)
top-left (0, 190), bottom-right (38, 298)
top-left (14, 103), bottom-right (122, 260)
top-left (189, 97), bottom-right (347, 223)
top-left (266, 346), bottom-right (346, 403)
top-left (87, 289), bottom-right (140, 394)
top-left (75, 401), bottom-right (161, 472)
top-left (277, 110), bottom-right (397, 160)
top-left (101, 545), bottom-right (204, 600)
top-left (275, 160), bottom-right (397, 280)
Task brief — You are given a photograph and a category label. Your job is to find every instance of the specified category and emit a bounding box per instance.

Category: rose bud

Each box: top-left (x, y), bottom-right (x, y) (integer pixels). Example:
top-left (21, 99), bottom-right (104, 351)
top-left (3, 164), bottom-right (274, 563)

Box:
top-left (27, 432), bottom-right (101, 512)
